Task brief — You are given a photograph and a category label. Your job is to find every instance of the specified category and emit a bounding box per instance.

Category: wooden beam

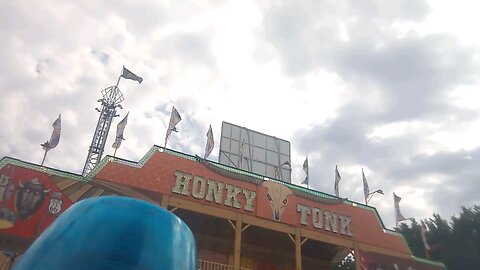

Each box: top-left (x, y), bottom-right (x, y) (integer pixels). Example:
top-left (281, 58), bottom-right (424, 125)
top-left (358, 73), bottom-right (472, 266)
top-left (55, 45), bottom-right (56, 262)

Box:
top-left (93, 179), bottom-right (158, 205)
top-left (299, 228), bottom-right (354, 248)
top-left (228, 219), bottom-right (236, 230)
top-left (357, 242), bottom-right (411, 259)
top-left (160, 195), bottom-right (170, 208)
top-left (69, 184), bottom-right (93, 202)
top-left (91, 189), bottom-right (104, 197)
top-left (233, 214), bottom-right (242, 270)
top-left (56, 179), bottom-right (77, 190)
top-left (288, 233), bottom-right (295, 244)
top-left (295, 227), bottom-right (302, 270)
top-left (242, 214), bottom-right (295, 235)
top-left (354, 242), bottom-right (362, 270)
top-left (301, 237), bottom-right (309, 246)
top-left (241, 224), bottom-right (251, 232)
top-left (168, 197), bottom-right (238, 221)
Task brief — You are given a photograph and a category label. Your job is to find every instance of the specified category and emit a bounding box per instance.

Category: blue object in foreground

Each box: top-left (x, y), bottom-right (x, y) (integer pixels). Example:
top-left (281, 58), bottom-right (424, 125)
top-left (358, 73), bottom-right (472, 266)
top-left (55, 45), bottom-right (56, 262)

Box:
top-left (13, 196), bottom-right (196, 270)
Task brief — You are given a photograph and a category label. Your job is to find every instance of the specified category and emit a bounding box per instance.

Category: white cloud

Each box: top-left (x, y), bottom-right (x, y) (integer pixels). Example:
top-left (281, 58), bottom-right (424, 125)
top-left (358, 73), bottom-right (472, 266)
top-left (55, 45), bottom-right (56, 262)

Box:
top-left (1, 0), bottom-right (480, 230)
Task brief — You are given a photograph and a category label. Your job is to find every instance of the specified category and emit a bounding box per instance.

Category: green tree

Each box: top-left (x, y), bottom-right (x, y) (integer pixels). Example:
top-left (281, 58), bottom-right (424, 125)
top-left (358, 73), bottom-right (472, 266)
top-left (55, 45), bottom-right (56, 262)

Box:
top-left (398, 205), bottom-right (480, 270)
top-left (332, 254), bottom-right (355, 270)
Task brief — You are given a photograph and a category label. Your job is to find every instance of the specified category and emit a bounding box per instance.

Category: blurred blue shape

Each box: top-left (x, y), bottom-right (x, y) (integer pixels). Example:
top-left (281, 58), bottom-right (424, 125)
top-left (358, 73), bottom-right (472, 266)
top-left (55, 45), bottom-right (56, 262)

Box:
top-left (13, 196), bottom-right (196, 270)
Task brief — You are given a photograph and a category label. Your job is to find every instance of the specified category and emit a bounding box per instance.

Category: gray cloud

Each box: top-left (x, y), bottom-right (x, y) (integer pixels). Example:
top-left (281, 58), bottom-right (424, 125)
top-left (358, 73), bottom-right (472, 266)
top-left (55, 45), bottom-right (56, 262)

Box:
top-left (334, 35), bottom-right (477, 121)
top-left (263, 0), bottom-right (479, 226)
top-left (1, 0), bottom-right (479, 231)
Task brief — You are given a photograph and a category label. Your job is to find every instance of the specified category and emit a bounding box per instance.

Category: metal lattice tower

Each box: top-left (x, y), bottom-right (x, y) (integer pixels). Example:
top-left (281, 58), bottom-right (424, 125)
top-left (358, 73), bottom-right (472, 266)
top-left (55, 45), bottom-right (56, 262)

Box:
top-left (82, 85), bottom-right (124, 175)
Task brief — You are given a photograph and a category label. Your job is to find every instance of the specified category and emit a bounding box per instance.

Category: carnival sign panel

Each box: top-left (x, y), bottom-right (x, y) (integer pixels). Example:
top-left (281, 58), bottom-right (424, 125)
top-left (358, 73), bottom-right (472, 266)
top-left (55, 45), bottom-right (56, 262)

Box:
top-left (0, 165), bottom-right (72, 240)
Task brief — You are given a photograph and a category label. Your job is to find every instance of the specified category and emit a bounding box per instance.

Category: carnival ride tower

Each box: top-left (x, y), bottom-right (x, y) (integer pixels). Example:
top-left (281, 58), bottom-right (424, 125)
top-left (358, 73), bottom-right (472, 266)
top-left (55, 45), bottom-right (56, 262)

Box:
top-left (82, 83), bottom-right (124, 175)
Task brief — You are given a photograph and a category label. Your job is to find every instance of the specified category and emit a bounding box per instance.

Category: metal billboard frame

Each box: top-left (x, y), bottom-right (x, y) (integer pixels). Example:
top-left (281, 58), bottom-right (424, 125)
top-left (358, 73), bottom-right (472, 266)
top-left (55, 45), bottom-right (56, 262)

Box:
top-left (218, 122), bottom-right (291, 183)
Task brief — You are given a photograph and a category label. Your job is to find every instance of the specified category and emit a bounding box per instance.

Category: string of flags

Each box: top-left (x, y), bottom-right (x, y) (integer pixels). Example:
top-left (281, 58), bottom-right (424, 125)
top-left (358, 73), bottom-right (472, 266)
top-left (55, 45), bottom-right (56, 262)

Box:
top-left (36, 67), bottom-right (419, 229)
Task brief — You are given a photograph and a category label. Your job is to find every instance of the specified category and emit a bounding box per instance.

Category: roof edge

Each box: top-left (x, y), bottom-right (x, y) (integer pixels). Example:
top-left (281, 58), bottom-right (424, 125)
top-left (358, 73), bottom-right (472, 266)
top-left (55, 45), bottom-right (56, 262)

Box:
top-left (1, 146), bottom-right (414, 256)
top-left (0, 156), bottom-right (87, 182)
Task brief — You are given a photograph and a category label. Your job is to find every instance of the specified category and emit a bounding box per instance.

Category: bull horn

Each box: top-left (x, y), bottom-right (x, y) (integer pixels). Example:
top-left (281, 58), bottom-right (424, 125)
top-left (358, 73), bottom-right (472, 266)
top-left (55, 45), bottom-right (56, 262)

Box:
top-left (19, 181), bottom-right (24, 188)
top-left (44, 188), bottom-right (51, 193)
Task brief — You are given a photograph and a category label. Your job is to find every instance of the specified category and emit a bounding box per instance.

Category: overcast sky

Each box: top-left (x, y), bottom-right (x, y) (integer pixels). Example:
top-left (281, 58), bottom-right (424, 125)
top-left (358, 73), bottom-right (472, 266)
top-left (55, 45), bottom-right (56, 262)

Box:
top-left (1, 0), bottom-right (479, 229)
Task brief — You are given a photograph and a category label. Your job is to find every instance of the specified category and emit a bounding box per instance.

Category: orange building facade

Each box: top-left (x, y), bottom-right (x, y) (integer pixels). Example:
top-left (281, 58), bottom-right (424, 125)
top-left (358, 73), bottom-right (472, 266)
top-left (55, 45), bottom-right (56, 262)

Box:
top-left (0, 147), bottom-right (446, 270)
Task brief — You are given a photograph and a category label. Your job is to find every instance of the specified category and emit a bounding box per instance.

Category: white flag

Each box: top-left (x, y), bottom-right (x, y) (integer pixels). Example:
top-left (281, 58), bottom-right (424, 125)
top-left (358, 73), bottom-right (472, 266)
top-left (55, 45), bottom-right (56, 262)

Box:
top-left (164, 106), bottom-right (182, 147)
top-left (394, 192), bottom-right (408, 224)
top-left (334, 165), bottom-right (341, 197)
top-left (41, 114), bottom-right (61, 151)
top-left (204, 125), bottom-right (214, 159)
top-left (112, 113), bottom-right (129, 149)
top-left (121, 66), bottom-right (143, 84)
top-left (420, 221), bottom-right (431, 251)
top-left (239, 139), bottom-right (246, 167)
top-left (302, 156), bottom-right (309, 185)
top-left (362, 168), bottom-right (370, 203)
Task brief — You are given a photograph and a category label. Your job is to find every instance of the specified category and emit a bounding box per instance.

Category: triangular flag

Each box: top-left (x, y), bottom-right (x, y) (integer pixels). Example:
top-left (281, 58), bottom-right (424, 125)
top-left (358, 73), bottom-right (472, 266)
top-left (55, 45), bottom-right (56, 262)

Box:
top-left (420, 221), bottom-right (431, 251)
top-left (362, 168), bottom-right (370, 203)
top-left (164, 106), bottom-right (182, 147)
top-left (239, 139), bottom-right (245, 167)
top-left (204, 125), bottom-right (214, 159)
top-left (41, 114), bottom-right (61, 151)
top-left (393, 192), bottom-right (408, 224)
top-left (112, 113), bottom-right (129, 149)
top-left (121, 66), bottom-right (143, 84)
top-left (334, 165), bottom-right (341, 197)
top-left (302, 156), bottom-right (309, 185)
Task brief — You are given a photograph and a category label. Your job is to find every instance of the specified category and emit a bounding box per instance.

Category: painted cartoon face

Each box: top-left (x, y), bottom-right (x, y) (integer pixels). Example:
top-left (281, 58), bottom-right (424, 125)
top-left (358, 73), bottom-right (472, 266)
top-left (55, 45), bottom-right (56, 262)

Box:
top-left (262, 181), bottom-right (292, 221)
top-left (16, 178), bottom-right (50, 219)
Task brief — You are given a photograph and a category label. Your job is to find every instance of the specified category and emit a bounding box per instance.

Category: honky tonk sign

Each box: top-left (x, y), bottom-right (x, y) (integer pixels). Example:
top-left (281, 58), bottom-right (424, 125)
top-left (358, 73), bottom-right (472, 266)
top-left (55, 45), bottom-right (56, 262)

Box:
top-left (171, 170), bottom-right (353, 237)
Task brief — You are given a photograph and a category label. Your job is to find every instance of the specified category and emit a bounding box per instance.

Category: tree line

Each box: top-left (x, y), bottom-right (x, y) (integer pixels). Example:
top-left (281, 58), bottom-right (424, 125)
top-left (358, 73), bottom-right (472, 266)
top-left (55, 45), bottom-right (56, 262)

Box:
top-left (334, 205), bottom-right (480, 270)
top-left (397, 204), bottom-right (480, 270)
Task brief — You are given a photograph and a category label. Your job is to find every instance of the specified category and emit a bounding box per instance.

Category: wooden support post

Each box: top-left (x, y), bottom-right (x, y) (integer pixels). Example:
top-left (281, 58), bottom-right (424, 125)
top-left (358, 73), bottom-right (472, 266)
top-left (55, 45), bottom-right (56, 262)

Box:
top-left (234, 214), bottom-right (243, 270)
top-left (295, 227), bottom-right (302, 270)
top-left (160, 195), bottom-right (170, 209)
top-left (354, 242), bottom-right (362, 270)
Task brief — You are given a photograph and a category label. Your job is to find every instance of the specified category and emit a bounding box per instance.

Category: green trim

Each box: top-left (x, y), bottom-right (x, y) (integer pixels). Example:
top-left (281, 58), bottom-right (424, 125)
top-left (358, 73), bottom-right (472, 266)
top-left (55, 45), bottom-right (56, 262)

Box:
top-left (0, 146), bottom-right (415, 257)
top-left (413, 256), bottom-right (447, 269)
top-left (0, 157), bottom-right (88, 182)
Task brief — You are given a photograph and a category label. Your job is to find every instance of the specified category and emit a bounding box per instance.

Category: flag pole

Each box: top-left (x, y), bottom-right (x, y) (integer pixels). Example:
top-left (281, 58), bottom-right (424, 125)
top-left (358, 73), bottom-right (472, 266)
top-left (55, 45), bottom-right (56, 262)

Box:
top-left (116, 66), bottom-right (123, 88)
top-left (40, 148), bottom-right (49, 166)
top-left (110, 66), bottom-right (124, 157)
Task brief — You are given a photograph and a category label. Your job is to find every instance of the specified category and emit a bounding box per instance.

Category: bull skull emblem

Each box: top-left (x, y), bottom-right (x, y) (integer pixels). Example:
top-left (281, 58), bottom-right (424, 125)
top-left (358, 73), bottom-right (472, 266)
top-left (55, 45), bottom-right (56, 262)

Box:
top-left (16, 178), bottom-right (50, 219)
top-left (262, 181), bottom-right (292, 221)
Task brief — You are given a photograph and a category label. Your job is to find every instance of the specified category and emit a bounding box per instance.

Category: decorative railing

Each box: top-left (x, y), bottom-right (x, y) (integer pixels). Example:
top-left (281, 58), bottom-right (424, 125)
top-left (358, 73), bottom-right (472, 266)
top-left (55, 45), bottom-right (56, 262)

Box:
top-left (198, 260), bottom-right (251, 270)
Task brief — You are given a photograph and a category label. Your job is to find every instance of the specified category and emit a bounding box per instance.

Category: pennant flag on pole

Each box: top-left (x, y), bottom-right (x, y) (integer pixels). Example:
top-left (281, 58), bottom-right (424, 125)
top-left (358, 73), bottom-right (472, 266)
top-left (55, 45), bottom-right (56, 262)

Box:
top-left (204, 125), bottom-right (214, 159)
top-left (121, 66), bottom-right (143, 84)
top-left (362, 168), bottom-right (370, 204)
top-left (164, 106), bottom-right (182, 147)
top-left (239, 139), bottom-right (245, 168)
top-left (394, 192), bottom-right (408, 225)
top-left (41, 114), bottom-right (61, 151)
top-left (420, 221), bottom-right (431, 252)
top-left (334, 165), bottom-right (341, 197)
top-left (302, 156), bottom-right (309, 185)
top-left (112, 112), bottom-right (129, 149)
